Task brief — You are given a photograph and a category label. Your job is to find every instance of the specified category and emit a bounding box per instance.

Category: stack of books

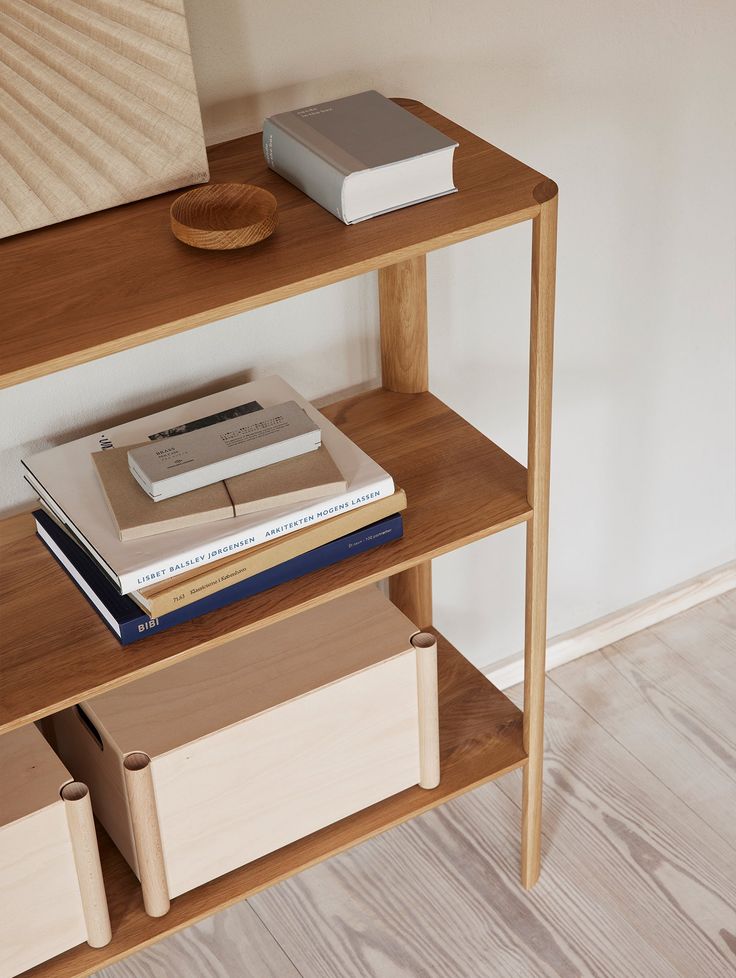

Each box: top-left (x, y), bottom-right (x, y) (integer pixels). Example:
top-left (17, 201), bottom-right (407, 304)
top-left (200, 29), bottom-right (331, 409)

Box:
top-left (25, 376), bottom-right (405, 645)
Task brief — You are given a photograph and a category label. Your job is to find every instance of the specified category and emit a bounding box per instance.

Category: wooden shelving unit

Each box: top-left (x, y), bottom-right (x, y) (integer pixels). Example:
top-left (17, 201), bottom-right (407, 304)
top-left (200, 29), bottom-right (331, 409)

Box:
top-left (0, 100), bottom-right (557, 978)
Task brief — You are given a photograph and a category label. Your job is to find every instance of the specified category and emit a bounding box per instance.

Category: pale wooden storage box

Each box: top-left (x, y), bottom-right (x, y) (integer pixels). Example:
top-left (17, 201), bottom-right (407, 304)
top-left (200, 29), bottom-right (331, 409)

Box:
top-left (51, 587), bottom-right (439, 916)
top-left (0, 723), bottom-right (110, 978)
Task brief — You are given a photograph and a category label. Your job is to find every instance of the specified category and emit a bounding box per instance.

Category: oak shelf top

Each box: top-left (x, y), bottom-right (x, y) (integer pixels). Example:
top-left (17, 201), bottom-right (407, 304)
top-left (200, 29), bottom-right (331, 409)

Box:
top-left (0, 99), bottom-right (553, 389)
top-left (0, 387), bottom-right (530, 735)
top-left (21, 631), bottom-right (526, 978)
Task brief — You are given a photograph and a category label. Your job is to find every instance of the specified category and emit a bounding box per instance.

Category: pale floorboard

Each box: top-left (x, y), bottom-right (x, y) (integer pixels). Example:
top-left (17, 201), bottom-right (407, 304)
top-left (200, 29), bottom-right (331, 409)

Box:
top-left (94, 902), bottom-right (300, 978)
top-left (607, 625), bottom-right (736, 751)
top-left (93, 591), bottom-right (736, 978)
top-left (648, 591), bottom-right (736, 681)
top-left (250, 783), bottom-right (677, 978)
top-left (498, 683), bottom-right (736, 977)
top-left (552, 632), bottom-right (736, 846)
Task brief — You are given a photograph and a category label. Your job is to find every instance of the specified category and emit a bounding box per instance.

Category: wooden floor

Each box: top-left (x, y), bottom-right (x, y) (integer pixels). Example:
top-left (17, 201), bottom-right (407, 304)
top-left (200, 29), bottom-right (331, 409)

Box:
top-left (94, 591), bottom-right (736, 978)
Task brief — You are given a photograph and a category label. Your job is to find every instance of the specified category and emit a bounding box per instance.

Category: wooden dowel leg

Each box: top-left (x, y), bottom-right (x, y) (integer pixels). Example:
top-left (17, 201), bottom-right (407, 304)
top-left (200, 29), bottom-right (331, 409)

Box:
top-left (389, 563), bottom-right (432, 628)
top-left (378, 254), bottom-right (428, 394)
top-left (521, 514), bottom-right (548, 890)
top-left (61, 781), bottom-right (112, 948)
top-left (379, 255), bottom-right (432, 627)
top-left (123, 752), bottom-right (170, 917)
top-left (412, 632), bottom-right (440, 789)
top-left (521, 184), bottom-right (558, 889)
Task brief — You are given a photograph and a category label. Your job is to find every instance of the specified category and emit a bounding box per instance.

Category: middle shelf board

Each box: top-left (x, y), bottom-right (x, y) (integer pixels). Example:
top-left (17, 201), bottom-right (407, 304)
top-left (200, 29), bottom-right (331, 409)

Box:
top-left (0, 387), bottom-right (530, 734)
top-left (22, 631), bottom-right (526, 978)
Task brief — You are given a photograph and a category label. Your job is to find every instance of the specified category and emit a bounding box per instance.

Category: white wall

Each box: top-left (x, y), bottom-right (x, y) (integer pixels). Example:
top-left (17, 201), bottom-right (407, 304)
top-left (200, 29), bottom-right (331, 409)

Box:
top-left (2, 0), bottom-right (734, 669)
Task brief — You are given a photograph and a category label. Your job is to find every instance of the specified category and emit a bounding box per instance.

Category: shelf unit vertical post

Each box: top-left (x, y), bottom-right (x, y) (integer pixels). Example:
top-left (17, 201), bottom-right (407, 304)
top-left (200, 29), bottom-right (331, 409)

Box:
top-left (521, 185), bottom-right (558, 888)
top-left (389, 561), bottom-right (432, 630)
top-left (378, 255), bottom-right (432, 628)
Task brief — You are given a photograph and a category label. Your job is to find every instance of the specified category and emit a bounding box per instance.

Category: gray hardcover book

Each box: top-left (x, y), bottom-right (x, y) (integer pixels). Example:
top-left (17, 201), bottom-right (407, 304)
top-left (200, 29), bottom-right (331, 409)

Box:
top-left (263, 91), bottom-right (458, 224)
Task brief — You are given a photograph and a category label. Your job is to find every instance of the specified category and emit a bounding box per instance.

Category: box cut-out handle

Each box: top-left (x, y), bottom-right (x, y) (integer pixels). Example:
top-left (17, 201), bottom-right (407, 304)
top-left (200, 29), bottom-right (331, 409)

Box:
top-left (75, 705), bottom-right (103, 751)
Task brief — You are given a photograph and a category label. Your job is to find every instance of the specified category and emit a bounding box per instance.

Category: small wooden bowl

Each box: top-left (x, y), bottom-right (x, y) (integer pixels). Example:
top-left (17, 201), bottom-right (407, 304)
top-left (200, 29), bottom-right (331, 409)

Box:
top-left (170, 183), bottom-right (278, 250)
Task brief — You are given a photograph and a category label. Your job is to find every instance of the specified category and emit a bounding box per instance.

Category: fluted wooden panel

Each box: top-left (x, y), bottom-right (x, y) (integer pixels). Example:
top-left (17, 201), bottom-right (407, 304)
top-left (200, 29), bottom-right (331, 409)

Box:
top-left (0, 0), bottom-right (209, 238)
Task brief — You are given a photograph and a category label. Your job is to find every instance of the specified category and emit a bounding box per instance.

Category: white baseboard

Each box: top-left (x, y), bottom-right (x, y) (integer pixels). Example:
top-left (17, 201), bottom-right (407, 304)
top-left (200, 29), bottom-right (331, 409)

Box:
top-left (486, 560), bottom-right (736, 690)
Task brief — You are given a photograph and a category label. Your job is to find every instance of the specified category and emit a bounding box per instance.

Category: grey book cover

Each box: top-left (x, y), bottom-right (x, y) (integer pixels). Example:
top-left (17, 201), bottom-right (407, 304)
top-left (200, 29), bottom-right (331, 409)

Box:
top-left (263, 91), bottom-right (458, 222)
top-left (267, 91), bottom-right (457, 173)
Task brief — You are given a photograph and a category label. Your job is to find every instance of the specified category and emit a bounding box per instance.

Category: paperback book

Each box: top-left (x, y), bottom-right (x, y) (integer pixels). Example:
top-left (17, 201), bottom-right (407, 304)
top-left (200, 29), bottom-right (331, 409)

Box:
top-left (227, 445), bottom-right (346, 516)
top-left (23, 376), bottom-right (394, 594)
top-left (34, 508), bottom-right (404, 645)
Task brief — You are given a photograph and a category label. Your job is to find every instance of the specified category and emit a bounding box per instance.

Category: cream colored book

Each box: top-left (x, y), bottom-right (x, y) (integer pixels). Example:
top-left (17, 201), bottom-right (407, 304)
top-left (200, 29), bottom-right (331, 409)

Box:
top-left (94, 445), bottom-right (348, 541)
top-left (133, 488), bottom-right (407, 617)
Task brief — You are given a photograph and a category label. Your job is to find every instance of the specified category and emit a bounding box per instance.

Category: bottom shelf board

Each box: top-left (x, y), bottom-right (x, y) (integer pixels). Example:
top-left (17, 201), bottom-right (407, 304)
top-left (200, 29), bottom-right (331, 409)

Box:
top-left (23, 631), bottom-right (526, 978)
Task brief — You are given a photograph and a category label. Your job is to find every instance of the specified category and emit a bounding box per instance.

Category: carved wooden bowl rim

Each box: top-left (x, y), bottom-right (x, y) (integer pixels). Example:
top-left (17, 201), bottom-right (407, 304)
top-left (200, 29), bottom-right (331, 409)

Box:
top-left (170, 183), bottom-right (278, 250)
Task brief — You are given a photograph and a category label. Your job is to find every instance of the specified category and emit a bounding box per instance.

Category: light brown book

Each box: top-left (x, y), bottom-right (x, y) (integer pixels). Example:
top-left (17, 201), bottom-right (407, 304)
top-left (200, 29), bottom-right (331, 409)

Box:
top-left (92, 445), bottom-right (233, 541)
top-left (226, 446), bottom-right (346, 515)
top-left (93, 445), bottom-right (347, 541)
top-left (132, 488), bottom-right (407, 617)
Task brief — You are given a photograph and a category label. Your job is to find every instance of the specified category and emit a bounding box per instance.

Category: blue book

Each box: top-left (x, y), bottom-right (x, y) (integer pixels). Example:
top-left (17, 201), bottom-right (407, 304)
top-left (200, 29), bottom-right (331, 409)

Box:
top-left (34, 509), bottom-right (403, 646)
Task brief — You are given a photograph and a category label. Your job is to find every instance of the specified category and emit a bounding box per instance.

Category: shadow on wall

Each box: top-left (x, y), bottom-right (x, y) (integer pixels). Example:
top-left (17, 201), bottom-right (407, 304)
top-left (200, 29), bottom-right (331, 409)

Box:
top-left (182, 0), bottom-right (559, 152)
top-left (0, 345), bottom-right (379, 519)
top-left (15, 368), bottom-right (375, 460)
top-left (197, 75), bottom-right (379, 146)
top-left (184, 0), bottom-right (379, 144)
top-left (54, 369), bottom-right (255, 440)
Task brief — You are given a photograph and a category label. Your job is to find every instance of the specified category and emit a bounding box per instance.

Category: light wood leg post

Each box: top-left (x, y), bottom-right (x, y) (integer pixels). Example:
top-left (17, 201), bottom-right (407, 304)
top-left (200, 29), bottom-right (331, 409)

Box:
top-left (62, 781), bottom-right (112, 948)
top-left (124, 752), bottom-right (171, 917)
top-left (379, 255), bottom-right (432, 627)
top-left (378, 254), bottom-right (428, 393)
top-left (412, 632), bottom-right (440, 789)
top-left (521, 187), bottom-right (558, 889)
top-left (389, 562), bottom-right (432, 628)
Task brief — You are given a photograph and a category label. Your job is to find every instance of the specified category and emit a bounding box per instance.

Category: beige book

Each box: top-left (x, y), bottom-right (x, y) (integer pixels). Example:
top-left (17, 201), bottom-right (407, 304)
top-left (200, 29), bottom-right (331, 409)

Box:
top-left (226, 446), bottom-right (346, 515)
top-left (133, 488), bottom-right (407, 617)
top-left (94, 445), bottom-right (347, 541)
top-left (93, 445), bottom-right (234, 542)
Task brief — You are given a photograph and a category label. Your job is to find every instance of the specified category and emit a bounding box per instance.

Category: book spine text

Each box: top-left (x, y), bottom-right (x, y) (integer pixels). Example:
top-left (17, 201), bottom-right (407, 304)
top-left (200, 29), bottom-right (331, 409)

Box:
top-left (122, 476), bottom-right (394, 593)
top-left (263, 119), bottom-right (347, 223)
top-left (137, 489), bottom-right (407, 616)
top-left (36, 513), bottom-right (404, 646)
